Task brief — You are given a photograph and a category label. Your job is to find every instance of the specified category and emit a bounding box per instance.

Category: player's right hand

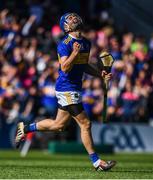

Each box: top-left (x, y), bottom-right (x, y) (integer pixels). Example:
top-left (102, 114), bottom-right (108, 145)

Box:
top-left (72, 42), bottom-right (81, 55)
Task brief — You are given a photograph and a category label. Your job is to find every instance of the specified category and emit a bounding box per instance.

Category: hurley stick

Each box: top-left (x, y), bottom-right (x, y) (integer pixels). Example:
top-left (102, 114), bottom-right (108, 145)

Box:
top-left (99, 52), bottom-right (114, 122)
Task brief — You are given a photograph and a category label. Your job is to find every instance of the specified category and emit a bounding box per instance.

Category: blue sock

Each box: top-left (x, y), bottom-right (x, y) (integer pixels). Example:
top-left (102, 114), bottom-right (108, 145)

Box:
top-left (89, 152), bottom-right (100, 164)
top-left (24, 123), bottom-right (37, 133)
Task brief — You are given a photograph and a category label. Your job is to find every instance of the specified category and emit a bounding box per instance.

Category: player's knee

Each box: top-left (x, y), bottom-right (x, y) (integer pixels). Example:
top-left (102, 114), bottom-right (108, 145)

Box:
top-left (80, 119), bottom-right (91, 131)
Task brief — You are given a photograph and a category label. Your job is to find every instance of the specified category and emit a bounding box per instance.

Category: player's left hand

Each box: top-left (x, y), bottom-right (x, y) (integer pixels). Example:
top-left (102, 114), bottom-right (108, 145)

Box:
top-left (101, 70), bottom-right (112, 81)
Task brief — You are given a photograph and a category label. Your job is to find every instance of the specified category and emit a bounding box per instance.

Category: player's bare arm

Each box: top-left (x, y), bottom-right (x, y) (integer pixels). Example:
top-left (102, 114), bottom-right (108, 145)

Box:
top-left (60, 42), bottom-right (81, 72)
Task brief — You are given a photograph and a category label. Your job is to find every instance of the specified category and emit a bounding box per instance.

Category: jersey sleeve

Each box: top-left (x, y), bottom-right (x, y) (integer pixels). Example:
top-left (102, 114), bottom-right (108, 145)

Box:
top-left (57, 42), bottom-right (70, 58)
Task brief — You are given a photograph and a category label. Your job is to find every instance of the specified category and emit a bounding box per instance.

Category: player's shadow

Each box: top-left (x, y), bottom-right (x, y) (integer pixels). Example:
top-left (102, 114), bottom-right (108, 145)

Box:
top-left (112, 169), bottom-right (153, 173)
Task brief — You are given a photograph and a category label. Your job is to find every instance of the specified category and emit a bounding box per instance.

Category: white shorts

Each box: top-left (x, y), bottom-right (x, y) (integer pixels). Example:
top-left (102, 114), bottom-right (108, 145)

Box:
top-left (55, 91), bottom-right (82, 107)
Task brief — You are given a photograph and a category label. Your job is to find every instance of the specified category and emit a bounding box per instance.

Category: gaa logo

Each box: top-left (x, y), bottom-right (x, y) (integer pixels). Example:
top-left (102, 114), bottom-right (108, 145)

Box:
top-left (100, 125), bottom-right (145, 150)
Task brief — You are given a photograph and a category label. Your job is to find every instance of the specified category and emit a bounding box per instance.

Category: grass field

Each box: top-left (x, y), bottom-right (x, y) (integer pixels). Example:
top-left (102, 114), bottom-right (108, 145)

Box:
top-left (0, 150), bottom-right (153, 179)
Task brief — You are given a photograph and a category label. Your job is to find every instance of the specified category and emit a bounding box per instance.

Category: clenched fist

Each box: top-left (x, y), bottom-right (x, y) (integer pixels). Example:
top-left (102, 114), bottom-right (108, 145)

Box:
top-left (72, 42), bottom-right (81, 55)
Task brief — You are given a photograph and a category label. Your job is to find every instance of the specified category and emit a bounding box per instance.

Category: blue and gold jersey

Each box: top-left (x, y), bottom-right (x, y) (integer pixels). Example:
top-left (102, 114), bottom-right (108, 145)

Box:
top-left (55, 34), bottom-right (91, 92)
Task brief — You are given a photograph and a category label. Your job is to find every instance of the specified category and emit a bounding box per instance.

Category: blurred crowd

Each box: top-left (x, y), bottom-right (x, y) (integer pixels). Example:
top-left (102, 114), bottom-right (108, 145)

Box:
top-left (83, 30), bottom-right (153, 123)
top-left (0, 0), bottom-right (153, 133)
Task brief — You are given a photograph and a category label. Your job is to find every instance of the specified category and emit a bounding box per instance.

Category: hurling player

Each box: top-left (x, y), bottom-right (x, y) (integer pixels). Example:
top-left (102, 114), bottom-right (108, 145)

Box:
top-left (15, 13), bottom-right (116, 171)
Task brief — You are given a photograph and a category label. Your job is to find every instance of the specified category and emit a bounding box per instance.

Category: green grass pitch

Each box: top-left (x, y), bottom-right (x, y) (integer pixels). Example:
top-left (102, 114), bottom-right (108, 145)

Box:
top-left (0, 150), bottom-right (153, 179)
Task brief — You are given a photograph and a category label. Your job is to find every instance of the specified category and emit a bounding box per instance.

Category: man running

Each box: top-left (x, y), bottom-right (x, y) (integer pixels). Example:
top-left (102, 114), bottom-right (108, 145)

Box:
top-left (15, 12), bottom-right (116, 171)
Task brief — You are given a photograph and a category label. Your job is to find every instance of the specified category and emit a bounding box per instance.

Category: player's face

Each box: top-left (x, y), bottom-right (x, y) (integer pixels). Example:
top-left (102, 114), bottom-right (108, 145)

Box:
top-left (65, 13), bottom-right (83, 31)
